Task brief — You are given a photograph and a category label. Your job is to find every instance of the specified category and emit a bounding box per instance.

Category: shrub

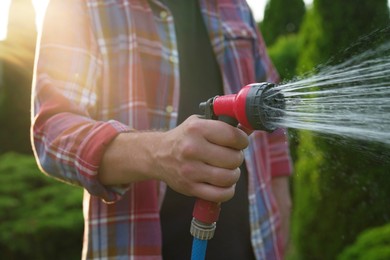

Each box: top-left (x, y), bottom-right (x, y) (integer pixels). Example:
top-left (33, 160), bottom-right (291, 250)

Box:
top-left (260, 0), bottom-right (306, 46)
top-left (0, 152), bottom-right (83, 259)
top-left (338, 223), bottom-right (390, 260)
top-left (292, 132), bottom-right (390, 259)
top-left (291, 1), bottom-right (390, 259)
top-left (268, 34), bottom-right (301, 82)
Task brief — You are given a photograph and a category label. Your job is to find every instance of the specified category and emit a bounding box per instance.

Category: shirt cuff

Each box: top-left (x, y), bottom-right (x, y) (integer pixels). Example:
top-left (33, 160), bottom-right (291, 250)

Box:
top-left (77, 120), bottom-right (132, 203)
top-left (271, 159), bottom-right (293, 178)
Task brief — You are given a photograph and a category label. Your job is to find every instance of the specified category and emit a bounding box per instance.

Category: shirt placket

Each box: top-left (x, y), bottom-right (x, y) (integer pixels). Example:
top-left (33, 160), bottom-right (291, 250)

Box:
top-left (148, 0), bottom-right (180, 130)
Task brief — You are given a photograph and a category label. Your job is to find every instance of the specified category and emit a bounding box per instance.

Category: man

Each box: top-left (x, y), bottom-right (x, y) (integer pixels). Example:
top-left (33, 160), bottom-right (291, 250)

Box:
top-left (31, 0), bottom-right (292, 259)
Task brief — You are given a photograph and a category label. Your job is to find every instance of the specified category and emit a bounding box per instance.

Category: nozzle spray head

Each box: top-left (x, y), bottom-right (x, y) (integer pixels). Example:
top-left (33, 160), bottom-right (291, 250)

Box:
top-left (246, 82), bottom-right (285, 131)
top-left (199, 82), bottom-right (285, 132)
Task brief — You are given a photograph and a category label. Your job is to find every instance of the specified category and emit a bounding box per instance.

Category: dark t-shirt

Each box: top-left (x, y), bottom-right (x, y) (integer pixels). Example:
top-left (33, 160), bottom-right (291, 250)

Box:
top-left (160, 1), bottom-right (255, 259)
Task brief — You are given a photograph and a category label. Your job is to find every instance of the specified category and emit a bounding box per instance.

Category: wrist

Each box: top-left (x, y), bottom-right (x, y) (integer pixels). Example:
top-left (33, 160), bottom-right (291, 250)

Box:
top-left (98, 131), bottom-right (165, 185)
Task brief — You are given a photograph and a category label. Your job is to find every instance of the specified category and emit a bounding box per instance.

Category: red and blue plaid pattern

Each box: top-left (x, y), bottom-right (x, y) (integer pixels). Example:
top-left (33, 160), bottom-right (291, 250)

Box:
top-left (32, 0), bottom-right (292, 259)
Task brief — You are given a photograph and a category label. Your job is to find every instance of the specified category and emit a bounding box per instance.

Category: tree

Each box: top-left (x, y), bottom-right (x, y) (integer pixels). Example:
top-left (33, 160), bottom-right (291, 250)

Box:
top-left (0, 0), bottom-right (37, 154)
top-left (260, 0), bottom-right (306, 46)
top-left (316, 0), bottom-right (389, 64)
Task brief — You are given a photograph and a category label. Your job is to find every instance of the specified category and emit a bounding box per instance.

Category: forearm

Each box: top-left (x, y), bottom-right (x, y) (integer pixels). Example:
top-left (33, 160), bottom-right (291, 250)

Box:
top-left (98, 131), bottom-right (163, 185)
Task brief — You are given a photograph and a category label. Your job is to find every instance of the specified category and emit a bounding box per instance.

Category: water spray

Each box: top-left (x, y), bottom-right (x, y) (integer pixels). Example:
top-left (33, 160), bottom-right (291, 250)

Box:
top-left (190, 82), bottom-right (285, 260)
top-left (272, 39), bottom-right (390, 146)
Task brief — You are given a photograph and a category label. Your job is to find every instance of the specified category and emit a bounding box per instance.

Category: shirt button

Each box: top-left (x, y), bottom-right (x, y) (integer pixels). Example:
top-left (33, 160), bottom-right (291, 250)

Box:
top-left (160, 11), bottom-right (168, 19)
top-left (169, 55), bottom-right (178, 63)
top-left (166, 105), bottom-right (173, 113)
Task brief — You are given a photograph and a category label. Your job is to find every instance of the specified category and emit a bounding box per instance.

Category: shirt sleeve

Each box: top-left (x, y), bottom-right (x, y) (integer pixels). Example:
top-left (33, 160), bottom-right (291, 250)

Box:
top-left (251, 14), bottom-right (293, 178)
top-left (266, 128), bottom-right (293, 177)
top-left (31, 0), bottom-right (130, 202)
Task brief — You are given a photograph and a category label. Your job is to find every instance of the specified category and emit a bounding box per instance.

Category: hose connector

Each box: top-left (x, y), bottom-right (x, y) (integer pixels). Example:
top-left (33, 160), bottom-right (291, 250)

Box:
top-left (190, 218), bottom-right (216, 240)
top-left (191, 199), bottom-right (221, 240)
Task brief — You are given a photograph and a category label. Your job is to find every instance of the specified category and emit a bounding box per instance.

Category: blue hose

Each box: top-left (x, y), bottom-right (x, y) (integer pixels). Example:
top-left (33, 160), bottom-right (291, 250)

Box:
top-left (191, 237), bottom-right (208, 260)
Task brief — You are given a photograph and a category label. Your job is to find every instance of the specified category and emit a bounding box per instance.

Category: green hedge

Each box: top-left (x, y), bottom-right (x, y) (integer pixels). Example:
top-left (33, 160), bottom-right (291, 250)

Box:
top-left (338, 223), bottom-right (390, 260)
top-left (287, 1), bottom-right (390, 259)
top-left (291, 131), bottom-right (390, 260)
top-left (268, 34), bottom-right (301, 82)
top-left (0, 152), bottom-right (83, 259)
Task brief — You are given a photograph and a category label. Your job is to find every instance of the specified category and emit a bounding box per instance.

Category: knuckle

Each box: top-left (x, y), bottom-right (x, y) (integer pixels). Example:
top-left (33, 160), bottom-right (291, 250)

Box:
top-left (175, 176), bottom-right (194, 196)
top-left (227, 150), bottom-right (244, 169)
top-left (180, 140), bottom-right (198, 158)
top-left (185, 183), bottom-right (197, 197)
top-left (224, 173), bottom-right (235, 186)
top-left (215, 168), bottom-right (240, 187)
top-left (186, 118), bottom-right (202, 134)
top-left (179, 162), bottom-right (196, 177)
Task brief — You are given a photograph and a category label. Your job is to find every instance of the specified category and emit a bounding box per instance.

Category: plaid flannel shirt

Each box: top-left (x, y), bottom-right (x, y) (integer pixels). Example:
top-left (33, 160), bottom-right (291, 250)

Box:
top-left (32, 0), bottom-right (292, 259)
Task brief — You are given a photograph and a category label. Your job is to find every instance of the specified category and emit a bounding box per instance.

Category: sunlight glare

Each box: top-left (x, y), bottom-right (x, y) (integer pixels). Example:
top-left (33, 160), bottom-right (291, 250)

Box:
top-left (0, 0), bottom-right (49, 41)
top-left (32, 0), bottom-right (49, 33)
top-left (1, 0), bottom-right (389, 40)
top-left (0, 0), bottom-right (11, 41)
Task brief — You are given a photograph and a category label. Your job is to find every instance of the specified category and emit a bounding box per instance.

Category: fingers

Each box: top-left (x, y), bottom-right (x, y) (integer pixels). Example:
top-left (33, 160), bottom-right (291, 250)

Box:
top-left (187, 115), bottom-right (249, 150)
top-left (159, 115), bottom-right (249, 203)
top-left (184, 163), bottom-right (241, 188)
top-left (176, 163), bottom-right (241, 202)
top-left (180, 138), bottom-right (244, 169)
top-left (194, 182), bottom-right (237, 203)
top-left (183, 116), bottom-right (248, 169)
top-left (206, 121), bottom-right (249, 150)
top-left (202, 147), bottom-right (244, 170)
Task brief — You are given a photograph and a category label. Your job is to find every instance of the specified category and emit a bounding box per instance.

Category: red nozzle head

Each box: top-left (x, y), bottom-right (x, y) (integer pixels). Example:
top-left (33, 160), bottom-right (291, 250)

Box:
top-left (208, 82), bottom-right (285, 132)
top-left (211, 85), bottom-right (252, 129)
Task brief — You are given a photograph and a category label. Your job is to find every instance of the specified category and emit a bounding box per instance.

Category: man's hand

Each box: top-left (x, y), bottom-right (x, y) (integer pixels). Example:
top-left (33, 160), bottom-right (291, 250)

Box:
top-left (154, 115), bottom-right (249, 202)
top-left (99, 115), bottom-right (249, 203)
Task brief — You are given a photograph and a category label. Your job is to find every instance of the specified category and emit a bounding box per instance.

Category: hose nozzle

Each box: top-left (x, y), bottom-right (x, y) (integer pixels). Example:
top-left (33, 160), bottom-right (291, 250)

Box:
top-left (199, 82), bottom-right (285, 132)
top-left (191, 83), bottom-right (285, 259)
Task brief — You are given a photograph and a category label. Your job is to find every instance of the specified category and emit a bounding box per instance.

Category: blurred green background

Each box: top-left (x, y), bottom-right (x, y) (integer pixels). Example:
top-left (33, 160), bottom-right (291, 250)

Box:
top-left (0, 0), bottom-right (389, 259)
